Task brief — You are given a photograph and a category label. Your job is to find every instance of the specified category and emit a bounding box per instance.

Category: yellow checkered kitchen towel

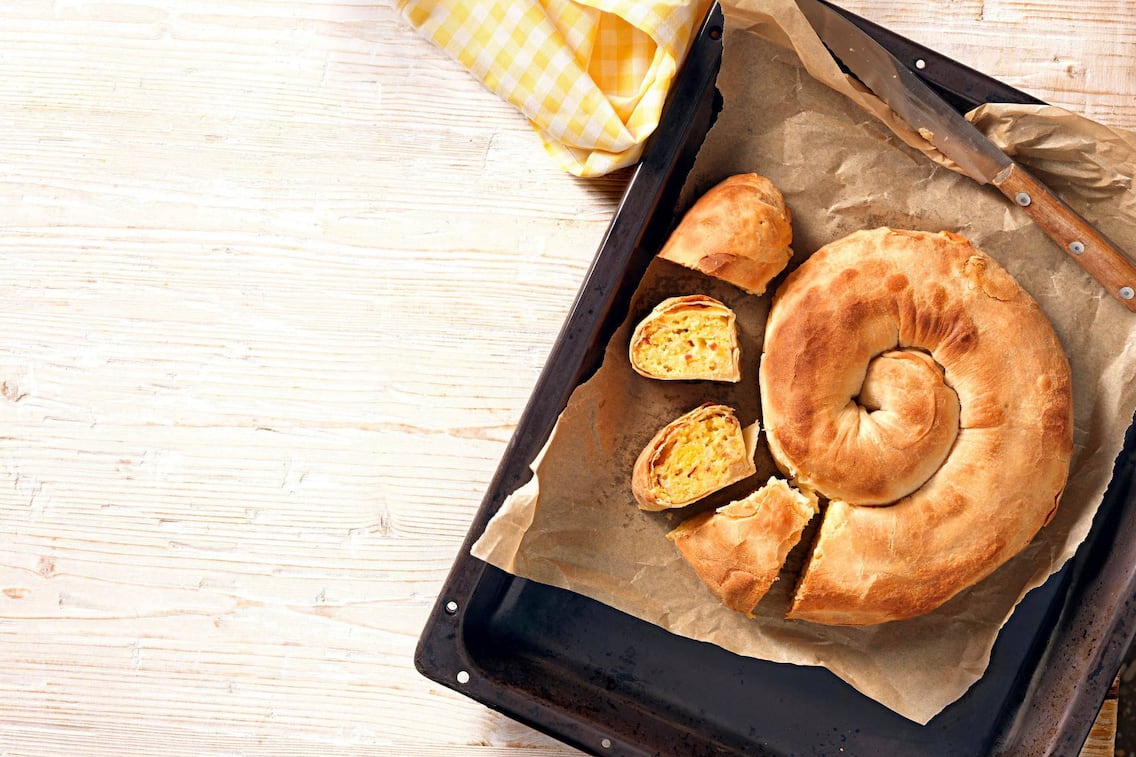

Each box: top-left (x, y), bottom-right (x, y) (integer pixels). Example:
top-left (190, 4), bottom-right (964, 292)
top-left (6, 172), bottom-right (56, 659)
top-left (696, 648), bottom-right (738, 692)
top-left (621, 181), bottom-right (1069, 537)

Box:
top-left (398, 0), bottom-right (712, 176)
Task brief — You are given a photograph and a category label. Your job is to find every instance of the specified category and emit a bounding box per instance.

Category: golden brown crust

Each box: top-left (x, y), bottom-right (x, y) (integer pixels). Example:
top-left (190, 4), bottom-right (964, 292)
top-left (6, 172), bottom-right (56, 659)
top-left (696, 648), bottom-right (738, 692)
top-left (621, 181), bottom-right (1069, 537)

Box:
top-left (631, 404), bottom-right (757, 512)
top-left (629, 295), bottom-right (741, 382)
top-left (667, 477), bottom-right (818, 616)
top-left (657, 174), bottom-right (793, 295)
top-left (758, 228), bottom-right (1073, 625)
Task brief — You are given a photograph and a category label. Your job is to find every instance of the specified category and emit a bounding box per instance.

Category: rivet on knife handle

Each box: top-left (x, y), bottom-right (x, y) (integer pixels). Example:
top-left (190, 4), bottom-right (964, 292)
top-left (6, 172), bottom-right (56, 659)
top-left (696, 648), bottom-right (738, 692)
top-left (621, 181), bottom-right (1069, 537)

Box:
top-left (993, 162), bottom-right (1136, 312)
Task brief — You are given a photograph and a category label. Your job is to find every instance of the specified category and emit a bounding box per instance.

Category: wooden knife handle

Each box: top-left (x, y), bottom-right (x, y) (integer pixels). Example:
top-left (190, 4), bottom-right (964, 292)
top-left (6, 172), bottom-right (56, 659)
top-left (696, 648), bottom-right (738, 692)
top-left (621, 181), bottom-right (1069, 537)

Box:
top-left (993, 162), bottom-right (1136, 313)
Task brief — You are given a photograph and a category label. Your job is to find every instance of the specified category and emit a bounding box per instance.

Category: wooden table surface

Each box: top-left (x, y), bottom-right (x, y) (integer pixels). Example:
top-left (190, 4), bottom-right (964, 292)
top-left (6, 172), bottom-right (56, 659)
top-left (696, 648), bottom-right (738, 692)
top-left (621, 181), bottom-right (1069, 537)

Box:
top-left (1, 1), bottom-right (1132, 755)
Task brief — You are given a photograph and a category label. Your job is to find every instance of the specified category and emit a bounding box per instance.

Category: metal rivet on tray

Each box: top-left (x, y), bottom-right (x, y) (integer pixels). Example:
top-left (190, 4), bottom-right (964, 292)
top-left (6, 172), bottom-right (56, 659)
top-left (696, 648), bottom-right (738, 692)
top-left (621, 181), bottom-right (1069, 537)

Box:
top-left (456, 670), bottom-right (470, 684)
top-left (1068, 240), bottom-right (1085, 255)
top-left (709, 26), bottom-right (722, 40)
top-left (1120, 286), bottom-right (1135, 301)
top-left (444, 600), bottom-right (459, 615)
top-left (601, 738), bottom-right (612, 749)
top-left (1015, 192), bottom-right (1032, 207)
top-left (915, 58), bottom-right (927, 70)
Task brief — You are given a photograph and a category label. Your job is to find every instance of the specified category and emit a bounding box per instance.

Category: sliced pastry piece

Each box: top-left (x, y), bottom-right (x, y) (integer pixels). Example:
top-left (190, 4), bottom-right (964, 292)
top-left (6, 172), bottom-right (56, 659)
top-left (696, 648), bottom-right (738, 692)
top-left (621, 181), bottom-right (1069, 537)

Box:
top-left (629, 295), bottom-right (741, 382)
top-left (657, 173), bottom-right (793, 295)
top-left (632, 404), bottom-right (757, 512)
top-left (668, 477), bottom-right (819, 616)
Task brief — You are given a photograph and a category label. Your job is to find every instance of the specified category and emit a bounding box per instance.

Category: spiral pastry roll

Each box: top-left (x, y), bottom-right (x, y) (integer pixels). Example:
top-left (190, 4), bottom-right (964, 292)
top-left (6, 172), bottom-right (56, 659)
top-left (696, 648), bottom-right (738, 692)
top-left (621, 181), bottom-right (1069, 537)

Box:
top-left (760, 228), bottom-right (1073, 625)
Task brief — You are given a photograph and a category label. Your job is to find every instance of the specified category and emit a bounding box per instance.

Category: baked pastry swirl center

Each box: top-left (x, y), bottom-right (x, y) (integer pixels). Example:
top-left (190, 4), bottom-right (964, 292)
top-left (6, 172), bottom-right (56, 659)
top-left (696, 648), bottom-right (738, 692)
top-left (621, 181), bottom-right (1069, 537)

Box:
top-left (818, 348), bottom-right (961, 505)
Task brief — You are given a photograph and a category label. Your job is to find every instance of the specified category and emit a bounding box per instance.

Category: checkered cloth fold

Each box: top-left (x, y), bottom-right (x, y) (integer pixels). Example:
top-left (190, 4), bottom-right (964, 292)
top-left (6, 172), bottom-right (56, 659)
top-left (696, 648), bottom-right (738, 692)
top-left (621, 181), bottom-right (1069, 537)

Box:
top-left (398, 0), bottom-right (711, 176)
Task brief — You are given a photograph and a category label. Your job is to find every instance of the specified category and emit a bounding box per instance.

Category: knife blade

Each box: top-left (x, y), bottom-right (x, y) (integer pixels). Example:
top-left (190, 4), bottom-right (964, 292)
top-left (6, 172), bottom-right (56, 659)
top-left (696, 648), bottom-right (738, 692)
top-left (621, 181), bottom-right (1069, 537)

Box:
top-left (796, 0), bottom-right (1136, 311)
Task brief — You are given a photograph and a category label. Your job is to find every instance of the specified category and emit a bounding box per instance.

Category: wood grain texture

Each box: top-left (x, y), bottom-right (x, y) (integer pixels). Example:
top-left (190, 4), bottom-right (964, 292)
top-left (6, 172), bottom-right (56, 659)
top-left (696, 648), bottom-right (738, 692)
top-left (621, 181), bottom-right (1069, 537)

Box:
top-left (840, 0), bottom-right (1136, 127)
top-left (0, 0), bottom-right (1129, 755)
top-left (1082, 678), bottom-right (1121, 757)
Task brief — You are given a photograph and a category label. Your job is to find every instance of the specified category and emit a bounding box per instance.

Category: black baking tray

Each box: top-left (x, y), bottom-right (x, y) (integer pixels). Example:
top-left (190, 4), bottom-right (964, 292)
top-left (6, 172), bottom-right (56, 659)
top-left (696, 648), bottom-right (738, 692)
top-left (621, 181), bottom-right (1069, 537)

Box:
top-left (416, 3), bottom-right (1136, 755)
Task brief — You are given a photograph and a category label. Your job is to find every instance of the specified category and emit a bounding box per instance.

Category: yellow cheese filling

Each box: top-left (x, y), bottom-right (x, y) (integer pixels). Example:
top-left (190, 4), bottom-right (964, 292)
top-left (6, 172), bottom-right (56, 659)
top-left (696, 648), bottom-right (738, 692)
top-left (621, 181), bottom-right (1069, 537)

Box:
top-left (655, 414), bottom-right (746, 503)
top-left (633, 311), bottom-right (734, 378)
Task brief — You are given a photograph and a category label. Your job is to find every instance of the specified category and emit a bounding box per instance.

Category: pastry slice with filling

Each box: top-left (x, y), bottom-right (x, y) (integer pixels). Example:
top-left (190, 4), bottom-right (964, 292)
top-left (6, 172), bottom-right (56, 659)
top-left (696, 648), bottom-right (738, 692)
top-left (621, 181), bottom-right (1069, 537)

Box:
top-left (631, 404), bottom-right (757, 511)
top-left (629, 295), bottom-right (741, 382)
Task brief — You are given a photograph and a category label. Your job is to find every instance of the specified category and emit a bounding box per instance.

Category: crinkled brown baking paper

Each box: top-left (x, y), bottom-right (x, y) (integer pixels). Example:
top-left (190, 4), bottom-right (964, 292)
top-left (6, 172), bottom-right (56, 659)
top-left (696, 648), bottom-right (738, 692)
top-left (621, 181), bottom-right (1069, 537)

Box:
top-left (472, 0), bottom-right (1136, 724)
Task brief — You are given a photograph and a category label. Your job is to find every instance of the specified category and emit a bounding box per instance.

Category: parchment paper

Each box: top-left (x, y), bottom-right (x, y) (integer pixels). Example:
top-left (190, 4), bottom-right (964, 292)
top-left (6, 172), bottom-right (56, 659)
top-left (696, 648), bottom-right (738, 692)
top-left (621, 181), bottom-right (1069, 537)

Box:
top-left (471, 2), bottom-right (1136, 724)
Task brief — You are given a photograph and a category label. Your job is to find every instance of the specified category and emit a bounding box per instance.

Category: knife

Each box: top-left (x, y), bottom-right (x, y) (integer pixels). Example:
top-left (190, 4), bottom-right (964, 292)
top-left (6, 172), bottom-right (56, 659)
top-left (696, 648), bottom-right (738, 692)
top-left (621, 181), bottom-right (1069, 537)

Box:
top-left (796, 0), bottom-right (1136, 312)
